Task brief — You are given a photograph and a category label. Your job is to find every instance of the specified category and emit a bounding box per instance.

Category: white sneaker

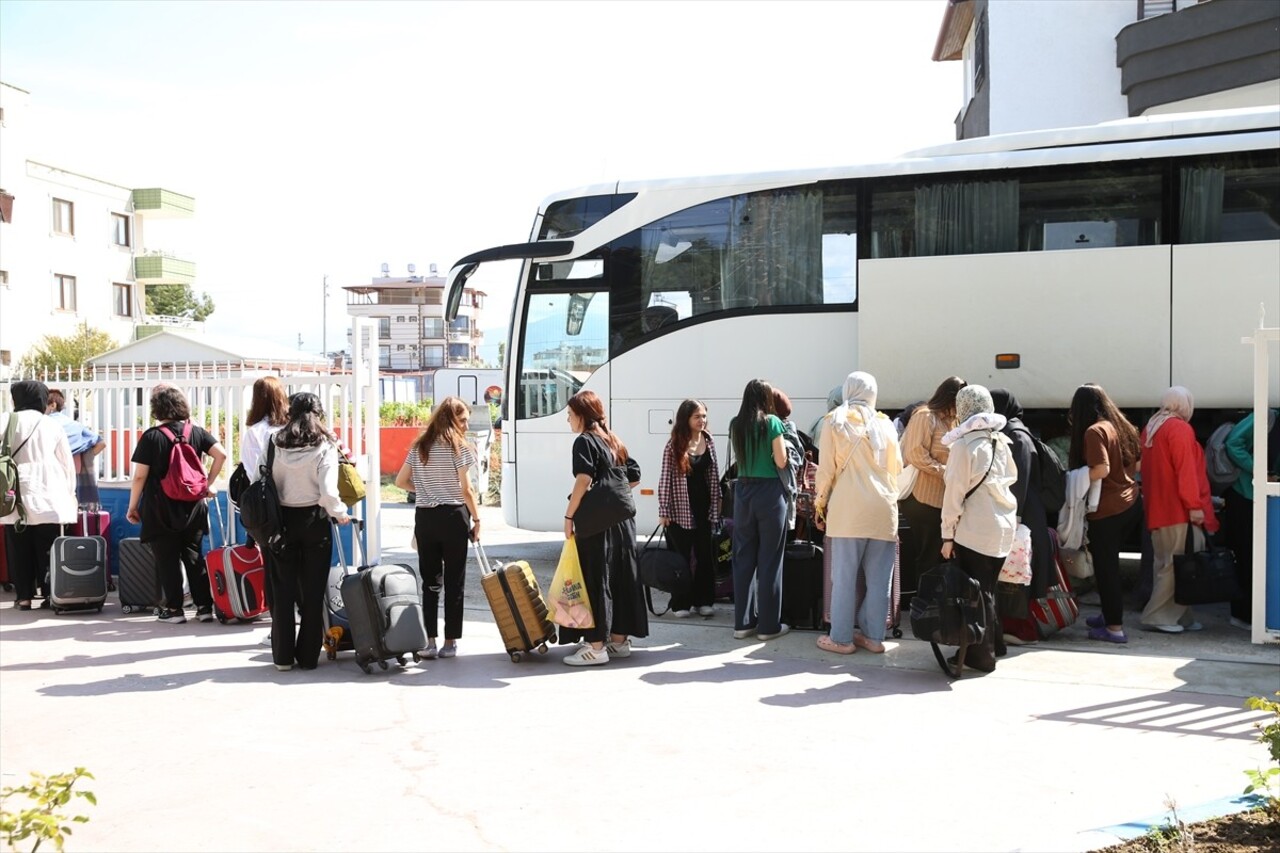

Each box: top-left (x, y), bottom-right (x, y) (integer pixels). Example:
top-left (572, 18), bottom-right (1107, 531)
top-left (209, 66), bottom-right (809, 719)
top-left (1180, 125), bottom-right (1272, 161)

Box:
top-left (756, 624), bottom-right (791, 641)
top-left (563, 644), bottom-right (609, 667)
top-left (671, 609), bottom-right (692, 618)
top-left (697, 606), bottom-right (715, 617)
top-left (732, 626), bottom-right (759, 640)
top-left (274, 663), bottom-right (293, 672)
top-left (605, 638), bottom-right (632, 658)
top-left (1229, 617), bottom-right (1251, 631)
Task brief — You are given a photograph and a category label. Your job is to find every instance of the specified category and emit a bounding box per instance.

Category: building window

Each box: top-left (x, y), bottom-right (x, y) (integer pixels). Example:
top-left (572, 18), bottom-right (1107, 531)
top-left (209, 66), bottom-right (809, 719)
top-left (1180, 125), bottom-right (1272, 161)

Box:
top-left (973, 13), bottom-right (987, 92)
top-left (0, 270), bottom-right (7, 286)
top-left (0, 350), bottom-right (9, 367)
top-left (53, 198), bottom-right (75, 235)
top-left (113, 282), bottom-right (133, 317)
top-left (450, 316), bottom-right (470, 334)
top-left (112, 213), bottom-right (131, 247)
top-left (378, 345), bottom-right (391, 368)
top-left (378, 318), bottom-right (391, 338)
top-left (55, 274), bottom-right (77, 311)
top-left (422, 344), bottom-right (444, 368)
top-left (422, 317), bottom-right (444, 338)
top-left (449, 342), bottom-right (470, 361)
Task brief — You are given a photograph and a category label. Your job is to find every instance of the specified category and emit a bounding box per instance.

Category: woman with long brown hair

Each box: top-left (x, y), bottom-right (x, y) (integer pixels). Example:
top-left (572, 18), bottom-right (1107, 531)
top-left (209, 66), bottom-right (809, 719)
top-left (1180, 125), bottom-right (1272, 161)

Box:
top-left (1068, 382), bottom-right (1142, 644)
top-left (657, 398), bottom-right (722, 618)
top-left (395, 396), bottom-right (481, 660)
top-left (562, 390), bottom-right (646, 666)
top-left (899, 376), bottom-right (967, 594)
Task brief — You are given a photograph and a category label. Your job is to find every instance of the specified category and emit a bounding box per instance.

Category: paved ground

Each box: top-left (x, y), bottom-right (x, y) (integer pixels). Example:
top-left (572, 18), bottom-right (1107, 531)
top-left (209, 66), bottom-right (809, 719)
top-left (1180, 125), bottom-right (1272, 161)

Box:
top-left (1, 503), bottom-right (1276, 853)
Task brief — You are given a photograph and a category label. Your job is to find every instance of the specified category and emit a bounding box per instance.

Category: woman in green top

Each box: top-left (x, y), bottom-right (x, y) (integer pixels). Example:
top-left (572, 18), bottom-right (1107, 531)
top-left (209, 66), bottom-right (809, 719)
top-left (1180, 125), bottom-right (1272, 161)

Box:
top-left (728, 379), bottom-right (791, 641)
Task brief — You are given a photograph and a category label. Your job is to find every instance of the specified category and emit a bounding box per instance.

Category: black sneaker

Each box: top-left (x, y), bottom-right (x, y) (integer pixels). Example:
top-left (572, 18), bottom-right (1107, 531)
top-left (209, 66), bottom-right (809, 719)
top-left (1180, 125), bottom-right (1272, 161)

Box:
top-left (157, 608), bottom-right (187, 624)
top-left (195, 607), bottom-right (215, 623)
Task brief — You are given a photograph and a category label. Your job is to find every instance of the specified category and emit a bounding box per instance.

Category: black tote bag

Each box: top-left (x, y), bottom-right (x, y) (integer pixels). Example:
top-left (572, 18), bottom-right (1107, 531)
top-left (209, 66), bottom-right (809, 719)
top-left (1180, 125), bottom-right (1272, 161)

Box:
top-left (1173, 525), bottom-right (1239, 605)
top-left (572, 436), bottom-right (636, 539)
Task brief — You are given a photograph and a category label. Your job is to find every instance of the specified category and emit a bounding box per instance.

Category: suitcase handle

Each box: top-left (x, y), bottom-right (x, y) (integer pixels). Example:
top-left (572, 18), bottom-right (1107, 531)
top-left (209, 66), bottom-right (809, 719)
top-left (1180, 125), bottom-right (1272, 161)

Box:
top-left (472, 538), bottom-right (497, 577)
top-left (332, 517), bottom-right (365, 576)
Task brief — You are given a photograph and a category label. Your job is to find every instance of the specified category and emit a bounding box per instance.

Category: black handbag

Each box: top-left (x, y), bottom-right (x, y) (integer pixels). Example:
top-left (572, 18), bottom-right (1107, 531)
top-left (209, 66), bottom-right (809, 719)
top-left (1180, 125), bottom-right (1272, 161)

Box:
top-left (639, 525), bottom-right (690, 615)
top-left (1173, 525), bottom-right (1238, 605)
top-left (719, 461), bottom-right (737, 521)
top-left (910, 560), bottom-right (986, 679)
top-left (996, 580), bottom-right (1030, 620)
top-left (572, 437), bottom-right (636, 539)
top-left (237, 443), bottom-right (286, 554)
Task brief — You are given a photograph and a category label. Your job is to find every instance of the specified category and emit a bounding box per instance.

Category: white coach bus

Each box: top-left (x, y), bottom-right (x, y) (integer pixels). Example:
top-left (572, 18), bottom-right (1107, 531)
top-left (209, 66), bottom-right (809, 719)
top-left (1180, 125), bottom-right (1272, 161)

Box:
top-left (446, 107), bottom-right (1280, 533)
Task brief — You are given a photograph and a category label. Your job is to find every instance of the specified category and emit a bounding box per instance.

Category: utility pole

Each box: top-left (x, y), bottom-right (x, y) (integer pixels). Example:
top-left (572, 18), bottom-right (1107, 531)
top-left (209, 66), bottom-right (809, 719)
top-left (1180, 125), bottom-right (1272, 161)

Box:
top-left (322, 274), bottom-right (329, 361)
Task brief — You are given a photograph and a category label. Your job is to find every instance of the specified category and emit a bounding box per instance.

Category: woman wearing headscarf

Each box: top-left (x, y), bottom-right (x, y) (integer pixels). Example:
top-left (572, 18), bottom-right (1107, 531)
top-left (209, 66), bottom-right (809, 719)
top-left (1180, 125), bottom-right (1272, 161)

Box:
top-left (1138, 386), bottom-right (1217, 633)
top-left (940, 385), bottom-right (1018, 672)
top-left (812, 372), bottom-right (902, 655)
top-left (989, 389), bottom-right (1053, 644)
top-left (1, 381), bottom-right (77, 610)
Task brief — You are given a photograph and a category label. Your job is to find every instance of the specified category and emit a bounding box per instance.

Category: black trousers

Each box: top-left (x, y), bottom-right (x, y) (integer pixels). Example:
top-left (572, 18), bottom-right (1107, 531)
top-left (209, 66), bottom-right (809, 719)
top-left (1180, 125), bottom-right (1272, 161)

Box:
top-left (7, 523), bottom-right (59, 602)
top-left (414, 504), bottom-right (470, 640)
top-left (1223, 488), bottom-right (1253, 622)
top-left (665, 522), bottom-right (715, 609)
top-left (900, 495), bottom-right (942, 591)
top-left (1086, 500), bottom-right (1143, 627)
top-left (149, 524), bottom-right (213, 612)
top-left (269, 506), bottom-right (333, 669)
top-left (560, 518), bottom-right (648, 645)
top-left (954, 543), bottom-right (1002, 672)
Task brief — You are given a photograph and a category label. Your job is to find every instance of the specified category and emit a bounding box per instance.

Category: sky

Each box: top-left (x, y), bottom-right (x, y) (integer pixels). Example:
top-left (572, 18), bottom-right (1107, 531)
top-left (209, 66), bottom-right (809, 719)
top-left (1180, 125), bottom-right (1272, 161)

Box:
top-left (0, 0), bottom-right (962, 361)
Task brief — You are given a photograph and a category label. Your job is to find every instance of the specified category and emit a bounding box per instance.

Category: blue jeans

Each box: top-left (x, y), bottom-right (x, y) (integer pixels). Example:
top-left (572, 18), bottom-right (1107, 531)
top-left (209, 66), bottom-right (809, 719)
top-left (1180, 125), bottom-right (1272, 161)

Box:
top-left (827, 537), bottom-right (896, 644)
top-left (731, 477), bottom-right (788, 634)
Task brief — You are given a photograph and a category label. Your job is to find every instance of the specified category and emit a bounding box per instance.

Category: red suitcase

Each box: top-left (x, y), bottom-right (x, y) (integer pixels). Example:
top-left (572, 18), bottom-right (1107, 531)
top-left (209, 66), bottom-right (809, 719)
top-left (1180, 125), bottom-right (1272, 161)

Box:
top-left (205, 502), bottom-right (268, 623)
top-left (73, 508), bottom-right (113, 590)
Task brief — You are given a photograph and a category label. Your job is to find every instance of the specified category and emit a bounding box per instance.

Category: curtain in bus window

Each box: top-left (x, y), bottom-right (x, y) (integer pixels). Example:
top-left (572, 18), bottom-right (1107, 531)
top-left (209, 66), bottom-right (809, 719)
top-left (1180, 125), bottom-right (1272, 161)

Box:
top-left (1179, 166), bottom-right (1225, 244)
top-left (914, 180), bottom-right (1018, 256)
top-left (721, 189), bottom-right (822, 308)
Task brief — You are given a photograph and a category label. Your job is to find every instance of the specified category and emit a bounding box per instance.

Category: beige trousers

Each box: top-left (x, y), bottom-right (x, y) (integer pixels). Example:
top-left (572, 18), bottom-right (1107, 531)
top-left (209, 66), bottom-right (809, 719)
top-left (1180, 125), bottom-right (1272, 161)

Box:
top-left (1141, 523), bottom-right (1201, 628)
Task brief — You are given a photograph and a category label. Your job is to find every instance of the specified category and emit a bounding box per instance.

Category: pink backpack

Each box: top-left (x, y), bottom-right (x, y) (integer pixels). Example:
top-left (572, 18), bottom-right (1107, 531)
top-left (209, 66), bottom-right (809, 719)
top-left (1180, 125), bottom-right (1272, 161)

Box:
top-left (158, 423), bottom-right (208, 501)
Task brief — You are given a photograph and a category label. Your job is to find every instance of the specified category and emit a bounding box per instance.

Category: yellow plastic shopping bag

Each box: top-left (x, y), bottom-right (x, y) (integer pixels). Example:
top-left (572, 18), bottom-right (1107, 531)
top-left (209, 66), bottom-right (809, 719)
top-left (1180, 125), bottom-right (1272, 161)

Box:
top-left (547, 537), bottom-right (594, 629)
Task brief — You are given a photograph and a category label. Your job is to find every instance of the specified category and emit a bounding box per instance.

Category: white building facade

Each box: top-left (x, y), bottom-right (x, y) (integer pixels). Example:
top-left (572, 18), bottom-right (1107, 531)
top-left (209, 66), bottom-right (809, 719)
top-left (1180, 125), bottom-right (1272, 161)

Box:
top-left (0, 81), bottom-right (198, 378)
top-left (936, 0), bottom-right (1280, 139)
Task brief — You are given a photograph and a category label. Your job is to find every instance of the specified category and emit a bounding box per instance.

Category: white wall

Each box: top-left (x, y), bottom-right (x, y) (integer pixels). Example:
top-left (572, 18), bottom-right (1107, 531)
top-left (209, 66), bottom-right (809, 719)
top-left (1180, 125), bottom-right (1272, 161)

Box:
top-left (1145, 80), bottom-right (1280, 115)
top-left (989, 0), bottom-right (1132, 135)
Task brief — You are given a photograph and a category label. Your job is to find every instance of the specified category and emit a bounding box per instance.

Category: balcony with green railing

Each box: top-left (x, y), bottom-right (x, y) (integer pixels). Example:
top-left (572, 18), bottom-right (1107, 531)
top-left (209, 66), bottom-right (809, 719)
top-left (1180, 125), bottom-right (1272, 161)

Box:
top-left (134, 254), bottom-right (196, 284)
top-left (131, 188), bottom-right (195, 217)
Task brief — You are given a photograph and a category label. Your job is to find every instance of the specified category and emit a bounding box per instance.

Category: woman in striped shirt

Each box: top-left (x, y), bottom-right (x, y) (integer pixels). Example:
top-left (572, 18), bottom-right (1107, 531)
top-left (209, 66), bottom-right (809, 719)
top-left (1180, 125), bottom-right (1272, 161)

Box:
top-left (395, 397), bottom-right (481, 659)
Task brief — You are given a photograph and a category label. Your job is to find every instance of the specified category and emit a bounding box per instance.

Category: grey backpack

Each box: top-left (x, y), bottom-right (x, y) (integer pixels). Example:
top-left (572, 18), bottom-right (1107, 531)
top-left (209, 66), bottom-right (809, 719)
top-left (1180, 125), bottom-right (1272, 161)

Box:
top-left (1204, 421), bottom-right (1238, 495)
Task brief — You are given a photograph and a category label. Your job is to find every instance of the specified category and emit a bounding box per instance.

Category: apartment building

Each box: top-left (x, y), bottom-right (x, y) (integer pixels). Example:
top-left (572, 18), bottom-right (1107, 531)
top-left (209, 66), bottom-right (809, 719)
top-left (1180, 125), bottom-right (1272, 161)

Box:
top-left (935, 0), bottom-right (1280, 139)
top-left (0, 81), bottom-right (198, 378)
top-left (343, 263), bottom-right (487, 396)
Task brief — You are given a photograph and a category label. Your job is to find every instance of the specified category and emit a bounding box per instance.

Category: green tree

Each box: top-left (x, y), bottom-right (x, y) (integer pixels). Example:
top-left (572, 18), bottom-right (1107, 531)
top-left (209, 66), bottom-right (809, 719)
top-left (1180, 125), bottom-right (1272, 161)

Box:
top-left (145, 284), bottom-right (215, 321)
top-left (18, 323), bottom-right (117, 379)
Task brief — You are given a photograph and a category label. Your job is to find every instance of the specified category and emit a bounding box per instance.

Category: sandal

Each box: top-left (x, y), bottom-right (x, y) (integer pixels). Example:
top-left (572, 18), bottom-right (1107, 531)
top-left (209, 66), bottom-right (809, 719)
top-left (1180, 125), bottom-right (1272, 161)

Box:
top-left (816, 635), bottom-right (856, 655)
top-left (854, 635), bottom-right (885, 654)
top-left (16, 600), bottom-right (32, 611)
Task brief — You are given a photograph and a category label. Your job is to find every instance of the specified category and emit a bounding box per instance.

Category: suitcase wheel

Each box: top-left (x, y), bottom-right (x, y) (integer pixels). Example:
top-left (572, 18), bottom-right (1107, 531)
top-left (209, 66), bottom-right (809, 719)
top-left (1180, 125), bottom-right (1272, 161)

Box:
top-left (216, 611), bottom-right (229, 624)
top-left (327, 650), bottom-right (337, 661)
top-left (510, 651), bottom-right (524, 663)
top-left (396, 656), bottom-right (407, 667)
top-left (892, 626), bottom-right (903, 639)
top-left (377, 659), bottom-right (389, 671)
top-left (537, 643), bottom-right (549, 655)
top-left (121, 604), bottom-right (133, 614)
top-left (411, 651), bottom-right (422, 663)
top-left (358, 661), bottom-right (372, 674)
top-left (96, 605), bottom-right (103, 614)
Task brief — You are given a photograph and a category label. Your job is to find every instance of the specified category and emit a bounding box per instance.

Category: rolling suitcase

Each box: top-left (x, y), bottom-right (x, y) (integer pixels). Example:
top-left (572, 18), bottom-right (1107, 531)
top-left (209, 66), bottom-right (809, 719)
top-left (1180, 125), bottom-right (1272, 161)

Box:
top-left (324, 520), bottom-right (367, 659)
top-left (822, 537), bottom-right (904, 639)
top-left (48, 518), bottom-right (108, 614)
top-left (117, 537), bottom-right (163, 615)
top-left (333, 522), bottom-right (428, 673)
top-left (205, 502), bottom-right (268, 623)
top-left (781, 540), bottom-right (824, 630)
top-left (72, 506), bottom-right (113, 591)
top-left (477, 539), bottom-right (556, 663)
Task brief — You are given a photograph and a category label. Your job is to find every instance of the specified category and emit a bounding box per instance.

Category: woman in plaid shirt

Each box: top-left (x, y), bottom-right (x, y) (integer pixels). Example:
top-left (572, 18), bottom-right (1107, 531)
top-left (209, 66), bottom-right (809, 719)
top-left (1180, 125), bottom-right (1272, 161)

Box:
top-left (657, 399), bottom-right (722, 617)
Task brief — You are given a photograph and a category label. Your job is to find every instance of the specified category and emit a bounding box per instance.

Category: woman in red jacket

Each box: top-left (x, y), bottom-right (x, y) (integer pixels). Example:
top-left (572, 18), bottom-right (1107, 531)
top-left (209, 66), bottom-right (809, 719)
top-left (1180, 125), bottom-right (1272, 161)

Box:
top-left (1138, 386), bottom-right (1217, 633)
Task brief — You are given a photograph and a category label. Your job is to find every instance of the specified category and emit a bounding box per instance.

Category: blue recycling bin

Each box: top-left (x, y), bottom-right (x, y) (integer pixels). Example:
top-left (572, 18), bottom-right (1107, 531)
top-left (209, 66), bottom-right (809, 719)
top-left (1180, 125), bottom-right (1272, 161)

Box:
top-left (1266, 494), bottom-right (1279, 632)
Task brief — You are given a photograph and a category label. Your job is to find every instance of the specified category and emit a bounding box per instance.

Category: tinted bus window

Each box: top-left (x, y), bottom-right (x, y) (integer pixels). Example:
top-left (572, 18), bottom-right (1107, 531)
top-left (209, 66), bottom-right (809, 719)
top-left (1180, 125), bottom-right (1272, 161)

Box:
top-left (538, 193), bottom-right (637, 240)
top-left (1179, 150), bottom-right (1280, 244)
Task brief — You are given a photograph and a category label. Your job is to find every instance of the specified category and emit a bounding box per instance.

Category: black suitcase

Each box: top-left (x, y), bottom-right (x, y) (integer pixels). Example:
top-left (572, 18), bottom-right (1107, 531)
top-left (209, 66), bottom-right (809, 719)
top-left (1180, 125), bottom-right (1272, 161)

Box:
top-left (781, 540), bottom-right (824, 630)
top-left (48, 525), bottom-right (108, 614)
top-left (117, 537), bottom-right (163, 615)
top-left (333, 523), bottom-right (428, 673)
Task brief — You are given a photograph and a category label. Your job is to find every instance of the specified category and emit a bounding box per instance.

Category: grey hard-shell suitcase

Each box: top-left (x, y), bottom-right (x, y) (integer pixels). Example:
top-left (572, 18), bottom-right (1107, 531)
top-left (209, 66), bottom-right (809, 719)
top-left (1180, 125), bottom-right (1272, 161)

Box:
top-left (117, 537), bottom-right (163, 615)
top-left (334, 524), bottom-right (428, 673)
top-left (48, 526), bottom-right (108, 614)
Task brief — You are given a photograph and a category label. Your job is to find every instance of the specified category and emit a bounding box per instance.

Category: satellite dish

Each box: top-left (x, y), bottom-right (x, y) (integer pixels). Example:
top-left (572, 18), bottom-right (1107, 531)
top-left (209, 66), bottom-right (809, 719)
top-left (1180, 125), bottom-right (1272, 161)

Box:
top-left (381, 262), bottom-right (390, 275)
top-left (408, 263), bottom-right (416, 274)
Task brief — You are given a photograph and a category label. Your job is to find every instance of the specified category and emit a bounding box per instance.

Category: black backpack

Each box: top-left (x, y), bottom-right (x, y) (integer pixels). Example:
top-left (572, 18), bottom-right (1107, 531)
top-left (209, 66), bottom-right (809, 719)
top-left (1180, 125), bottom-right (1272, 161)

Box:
top-left (237, 442), bottom-right (285, 553)
top-left (1032, 434), bottom-right (1067, 514)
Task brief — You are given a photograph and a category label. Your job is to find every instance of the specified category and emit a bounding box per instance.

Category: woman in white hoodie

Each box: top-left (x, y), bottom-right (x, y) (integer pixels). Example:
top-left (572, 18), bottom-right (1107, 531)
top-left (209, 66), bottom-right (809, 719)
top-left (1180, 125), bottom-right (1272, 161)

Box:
top-left (940, 385), bottom-right (1018, 672)
top-left (266, 392), bottom-right (349, 671)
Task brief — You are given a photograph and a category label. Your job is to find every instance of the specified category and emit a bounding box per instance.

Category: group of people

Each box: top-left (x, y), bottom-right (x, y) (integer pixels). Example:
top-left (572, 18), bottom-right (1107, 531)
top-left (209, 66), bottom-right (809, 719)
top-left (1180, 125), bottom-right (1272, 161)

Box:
top-left (4, 373), bottom-right (1274, 677)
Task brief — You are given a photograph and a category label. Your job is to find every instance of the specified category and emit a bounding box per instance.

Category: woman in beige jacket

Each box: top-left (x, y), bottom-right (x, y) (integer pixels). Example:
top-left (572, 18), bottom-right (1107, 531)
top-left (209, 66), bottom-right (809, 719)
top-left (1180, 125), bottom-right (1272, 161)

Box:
top-left (899, 376), bottom-right (967, 596)
top-left (813, 372), bottom-right (902, 654)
